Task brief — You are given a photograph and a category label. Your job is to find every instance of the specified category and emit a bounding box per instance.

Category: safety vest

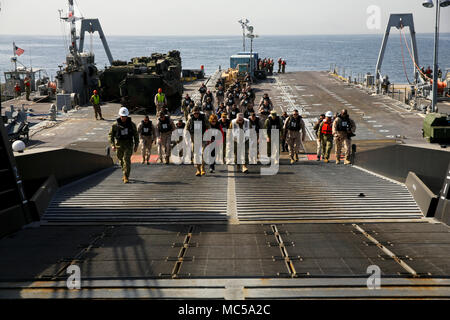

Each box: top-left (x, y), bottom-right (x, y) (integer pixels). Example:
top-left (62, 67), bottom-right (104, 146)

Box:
top-left (321, 121), bottom-right (333, 135)
top-left (156, 93), bottom-right (165, 104)
top-left (230, 108), bottom-right (239, 120)
top-left (267, 116), bottom-right (281, 130)
top-left (188, 113), bottom-right (207, 135)
top-left (203, 103), bottom-right (214, 111)
top-left (287, 116), bottom-right (302, 131)
top-left (91, 94), bottom-right (100, 105)
top-left (141, 120), bottom-right (153, 136)
top-left (336, 116), bottom-right (351, 132)
top-left (183, 98), bottom-right (191, 107)
top-left (158, 117), bottom-right (172, 133)
top-left (116, 118), bottom-right (134, 140)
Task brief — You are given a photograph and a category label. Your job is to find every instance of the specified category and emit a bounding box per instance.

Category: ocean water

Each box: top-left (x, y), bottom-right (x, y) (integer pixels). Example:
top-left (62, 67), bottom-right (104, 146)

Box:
top-left (0, 33), bottom-right (449, 84)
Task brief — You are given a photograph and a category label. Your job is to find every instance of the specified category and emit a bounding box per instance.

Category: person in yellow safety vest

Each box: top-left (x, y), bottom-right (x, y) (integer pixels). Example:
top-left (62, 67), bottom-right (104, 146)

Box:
top-left (154, 88), bottom-right (167, 115)
top-left (90, 90), bottom-right (104, 120)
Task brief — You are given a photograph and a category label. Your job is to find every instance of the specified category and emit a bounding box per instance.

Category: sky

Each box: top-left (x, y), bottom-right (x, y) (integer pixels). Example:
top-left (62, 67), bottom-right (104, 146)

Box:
top-left (0, 0), bottom-right (449, 36)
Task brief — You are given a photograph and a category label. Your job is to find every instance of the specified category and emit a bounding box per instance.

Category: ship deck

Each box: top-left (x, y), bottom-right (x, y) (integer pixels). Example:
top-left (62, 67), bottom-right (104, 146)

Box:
top-left (1, 71), bottom-right (450, 299)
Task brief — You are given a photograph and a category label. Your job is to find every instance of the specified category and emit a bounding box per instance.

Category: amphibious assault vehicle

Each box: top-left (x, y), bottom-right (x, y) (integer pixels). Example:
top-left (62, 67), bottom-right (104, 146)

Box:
top-left (99, 51), bottom-right (183, 113)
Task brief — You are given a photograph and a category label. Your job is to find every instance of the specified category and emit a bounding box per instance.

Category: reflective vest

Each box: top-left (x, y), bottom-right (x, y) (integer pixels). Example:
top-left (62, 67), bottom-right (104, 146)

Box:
top-left (141, 120), bottom-right (153, 136)
top-left (116, 118), bottom-right (134, 140)
top-left (321, 121), bottom-right (333, 135)
top-left (156, 93), bottom-right (165, 104)
top-left (158, 117), bottom-right (172, 133)
top-left (287, 116), bottom-right (302, 131)
top-left (91, 94), bottom-right (100, 105)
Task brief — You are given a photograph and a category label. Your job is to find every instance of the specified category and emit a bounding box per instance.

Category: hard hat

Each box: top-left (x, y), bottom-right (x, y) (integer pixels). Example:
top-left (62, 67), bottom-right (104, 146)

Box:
top-left (93, 90), bottom-right (98, 94)
top-left (158, 88), bottom-right (162, 93)
top-left (326, 111), bottom-right (334, 117)
top-left (12, 140), bottom-right (26, 153)
top-left (119, 107), bottom-right (129, 117)
top-left (270, 110), bottom-right (277, 115)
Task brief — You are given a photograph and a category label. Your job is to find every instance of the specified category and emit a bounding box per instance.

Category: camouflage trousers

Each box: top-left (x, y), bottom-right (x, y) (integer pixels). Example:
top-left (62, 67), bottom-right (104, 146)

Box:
top-left (286, 130), bottom-right (304, 159)
top-left (93, 104), bottom-right (102, 119)
top-left (116, 144), bottom-right (133, 179)
top-left (141, 136), bottom-right (153, 162)
top-left (316, 138), bottom-right (322, 157)
top-left (158, 132), bottom-right (172, 163)
top-left (321, 135), bottom-right (333, 160)
top-left (334, 133), bottom-right (351, 161)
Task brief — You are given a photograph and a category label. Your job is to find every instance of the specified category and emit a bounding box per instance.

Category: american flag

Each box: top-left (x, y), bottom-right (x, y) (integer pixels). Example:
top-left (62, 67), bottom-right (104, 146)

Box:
top-left (14, 43), bottom-right (24, 56)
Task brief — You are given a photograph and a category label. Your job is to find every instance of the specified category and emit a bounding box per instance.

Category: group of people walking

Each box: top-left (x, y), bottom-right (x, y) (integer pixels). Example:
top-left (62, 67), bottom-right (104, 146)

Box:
top-left (313, 109), bottom-right (356, 165)
top-left (108, 79), bottom-right (356, 183)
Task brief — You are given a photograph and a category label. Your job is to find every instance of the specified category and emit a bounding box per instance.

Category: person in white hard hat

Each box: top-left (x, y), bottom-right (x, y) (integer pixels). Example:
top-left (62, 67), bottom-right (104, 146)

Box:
top-left (109, 107), bottom-right (139, 183)
top-left (318, 111), bottom-right (334, 163)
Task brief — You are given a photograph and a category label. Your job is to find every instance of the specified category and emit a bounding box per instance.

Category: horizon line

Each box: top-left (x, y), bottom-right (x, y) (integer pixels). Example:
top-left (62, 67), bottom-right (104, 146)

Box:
top-left (0, 32), bottom-right (449, 37)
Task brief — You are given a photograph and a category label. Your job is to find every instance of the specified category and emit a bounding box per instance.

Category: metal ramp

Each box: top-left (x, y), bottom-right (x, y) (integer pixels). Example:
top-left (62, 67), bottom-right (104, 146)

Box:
top-left (42, 162), bottom-right (423, 225)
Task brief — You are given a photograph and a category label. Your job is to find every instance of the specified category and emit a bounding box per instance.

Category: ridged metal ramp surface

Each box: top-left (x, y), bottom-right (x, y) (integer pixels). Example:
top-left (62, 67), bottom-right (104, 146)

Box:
top-left (43, 162), bottom-right (423, 225)
top-left (235, 162), bottom-right (423, 221)
top-left (43, 165), bottom-right (229, 224)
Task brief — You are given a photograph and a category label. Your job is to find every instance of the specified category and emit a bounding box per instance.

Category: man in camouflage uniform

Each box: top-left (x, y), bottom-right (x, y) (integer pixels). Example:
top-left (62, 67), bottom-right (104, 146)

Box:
top-left (186, 106), bottom-right (209, 176)
top-left (333, 109), bottom-right (356, 165)
top-left (283, 110), bottom-right (306, 164)
top-left (137, 115), bottom-right (156, 165)
top-left (156, 111), bottom-right (175, 164)
top-left (109, 107), bottom-right (139, 183)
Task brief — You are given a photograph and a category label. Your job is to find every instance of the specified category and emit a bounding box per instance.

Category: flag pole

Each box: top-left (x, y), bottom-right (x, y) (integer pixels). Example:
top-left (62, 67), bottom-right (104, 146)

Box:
top-left (12, 42), bottom-right (17, 72)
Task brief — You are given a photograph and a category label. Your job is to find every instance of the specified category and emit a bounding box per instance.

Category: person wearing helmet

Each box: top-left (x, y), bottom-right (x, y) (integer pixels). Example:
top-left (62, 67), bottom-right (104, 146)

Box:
top-left (90, 90), bottom-right (104, 120)
top-left (137, 115), bottom-right (156, 165)
top-left (333, 109), bottom-right (356, 165)
top-left (186, 106), bottom-right (209, 176)
top-left (156, 111), bottom-right (175, 164)
top-left (154, 88), bottom-right (167, 115)
top-left (283, 110), bottom-right (306, 164)
top-left (318, 111), bottom-right (334, 163)
top-left (109, 107), bottom-right (139, 183)
top-left (313, 114), bottom-right (326, 161)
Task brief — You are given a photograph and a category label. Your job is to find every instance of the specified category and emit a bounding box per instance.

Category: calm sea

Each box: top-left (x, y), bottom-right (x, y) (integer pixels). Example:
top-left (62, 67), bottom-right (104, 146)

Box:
top-left (1, 34), bottom-right (449, 84)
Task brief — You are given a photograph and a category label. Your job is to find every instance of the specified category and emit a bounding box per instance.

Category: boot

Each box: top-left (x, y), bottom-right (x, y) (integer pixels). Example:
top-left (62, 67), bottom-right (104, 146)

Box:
top-left (242, 165), bottom-right (249, 173)
top-left (324, 159), bottom-right (329, 163)
top-left (344, 159), bottom-right (351, 165)
top-left (336, 160), bottom-right (341, 165)
top-left (195, 165), bottom-right (201, 177)
top-left (317, 155), bottom-right (321, 161)
top-left (142, 157), bottom-right (146, 165)
top-left (201, 164), bottom-right (206, 176)
top-left (295, 153), bottom-right (299, 162)
top-left (123, 175), bottom-right (129, 184)
top-left (290, 157), bottom-right (295, 165)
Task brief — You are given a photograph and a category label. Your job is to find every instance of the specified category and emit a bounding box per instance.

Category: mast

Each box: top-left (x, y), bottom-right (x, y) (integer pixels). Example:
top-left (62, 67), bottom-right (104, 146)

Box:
top-left (61, 0), bottom-right (80, 57)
